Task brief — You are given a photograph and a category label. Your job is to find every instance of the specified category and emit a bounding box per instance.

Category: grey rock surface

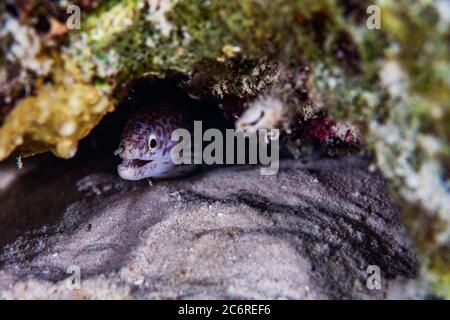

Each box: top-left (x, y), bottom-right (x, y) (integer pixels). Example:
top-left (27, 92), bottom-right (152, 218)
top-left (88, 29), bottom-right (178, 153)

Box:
top-left (0, 154), bottom-right (418, 299)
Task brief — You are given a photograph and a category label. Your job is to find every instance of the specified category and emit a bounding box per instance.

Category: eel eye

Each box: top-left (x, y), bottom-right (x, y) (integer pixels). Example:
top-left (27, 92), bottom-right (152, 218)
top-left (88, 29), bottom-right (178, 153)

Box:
top-left (148, 134), bottom-right (158, 150)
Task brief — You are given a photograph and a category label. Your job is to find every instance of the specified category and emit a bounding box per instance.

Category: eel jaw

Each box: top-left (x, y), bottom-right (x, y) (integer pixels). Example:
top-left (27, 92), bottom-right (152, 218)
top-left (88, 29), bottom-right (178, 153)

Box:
top-left (117, 159), bottom-right (154, 181)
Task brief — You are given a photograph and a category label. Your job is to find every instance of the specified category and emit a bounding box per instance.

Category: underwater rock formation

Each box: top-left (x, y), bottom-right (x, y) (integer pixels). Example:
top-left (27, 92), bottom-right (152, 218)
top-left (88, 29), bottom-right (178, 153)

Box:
top-left (0, 155), bottom-right (418, 299)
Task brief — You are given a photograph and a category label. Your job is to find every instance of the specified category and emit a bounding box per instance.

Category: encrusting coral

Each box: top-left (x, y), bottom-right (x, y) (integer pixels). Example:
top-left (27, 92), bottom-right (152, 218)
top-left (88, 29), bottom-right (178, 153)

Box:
top-left (0, 0), bottom-right (449, 297)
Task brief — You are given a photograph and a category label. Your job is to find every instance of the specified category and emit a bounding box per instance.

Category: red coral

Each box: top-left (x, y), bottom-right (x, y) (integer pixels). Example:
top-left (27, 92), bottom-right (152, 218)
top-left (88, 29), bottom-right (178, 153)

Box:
top-left (288, 115), bottom-right (361, 156)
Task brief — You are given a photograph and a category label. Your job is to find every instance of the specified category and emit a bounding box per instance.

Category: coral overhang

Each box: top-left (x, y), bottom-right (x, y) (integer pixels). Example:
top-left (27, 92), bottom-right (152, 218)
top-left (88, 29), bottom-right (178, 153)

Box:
top-left (0, 0), bottom-right (449, 297)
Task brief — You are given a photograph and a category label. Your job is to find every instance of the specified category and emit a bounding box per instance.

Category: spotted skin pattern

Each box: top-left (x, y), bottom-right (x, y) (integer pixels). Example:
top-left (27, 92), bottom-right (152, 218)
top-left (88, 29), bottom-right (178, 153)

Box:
top-left (117, 103), bottom-right (196, 180)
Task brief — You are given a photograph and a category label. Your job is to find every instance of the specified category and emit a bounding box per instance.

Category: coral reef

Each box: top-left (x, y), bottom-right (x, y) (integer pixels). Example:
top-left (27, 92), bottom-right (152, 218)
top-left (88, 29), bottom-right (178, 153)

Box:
top-left (349, 1), bottom-right (450, 297)
top-left (0, 0), bottom-right (449, 297)
top-left (0, 155), bottom-right (418, 299)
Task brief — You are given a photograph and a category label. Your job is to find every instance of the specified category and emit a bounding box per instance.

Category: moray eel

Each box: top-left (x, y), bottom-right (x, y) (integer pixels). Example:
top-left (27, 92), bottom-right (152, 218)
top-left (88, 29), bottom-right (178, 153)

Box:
top-left (116, 103), bottom-right (196, 180)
